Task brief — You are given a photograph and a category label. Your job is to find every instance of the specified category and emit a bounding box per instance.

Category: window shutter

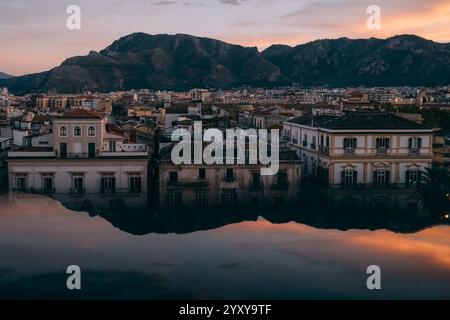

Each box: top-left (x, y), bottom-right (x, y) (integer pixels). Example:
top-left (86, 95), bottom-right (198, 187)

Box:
top-left (408, 138), bottom-right (412, 149)
top-left (418, 138), bottom-right (422, 149)
top-left (341, 171), bottom-right (345, 187)
top-left (353, 171), bottom-right (358, 187)
top-left (417, 170), bottom-right (422, 184)
top-left (373, 170), bottom-right (378, 186)
top-left (386, 139), bottom-right (390, 149)
top-left (100, 178), bottom-right (105, 193)
top-left (112, 177), bottom-right (116, 193)
top-left (385, 171), bottom-right (390, 186)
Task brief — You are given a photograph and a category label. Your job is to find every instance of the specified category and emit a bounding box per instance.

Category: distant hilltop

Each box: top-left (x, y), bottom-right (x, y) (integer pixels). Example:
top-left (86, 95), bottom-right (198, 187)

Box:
top-left (0, 72), bottom-right (14, 80)
top-left (1, 33), bottom-right (450, 94)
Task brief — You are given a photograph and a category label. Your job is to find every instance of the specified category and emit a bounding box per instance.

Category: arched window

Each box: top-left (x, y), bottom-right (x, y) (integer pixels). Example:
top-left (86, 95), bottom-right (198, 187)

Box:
top-left (60, 126), bottom-right (67, 136)
top-left (74, 126), bottom-right (82, 136)
top-left (88, 126), bottom-right (95, 136)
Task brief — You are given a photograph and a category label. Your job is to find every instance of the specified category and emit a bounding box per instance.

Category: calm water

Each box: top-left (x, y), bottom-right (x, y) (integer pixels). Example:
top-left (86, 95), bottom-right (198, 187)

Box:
top-left (0, 194), bottom-right (449, 299)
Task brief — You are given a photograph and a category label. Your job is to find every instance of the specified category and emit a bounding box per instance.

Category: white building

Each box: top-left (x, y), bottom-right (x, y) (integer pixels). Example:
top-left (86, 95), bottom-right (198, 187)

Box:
top-left (283, 111), bottom-right (434, 188)
top-left (8, 109), bottom-right (149, 208)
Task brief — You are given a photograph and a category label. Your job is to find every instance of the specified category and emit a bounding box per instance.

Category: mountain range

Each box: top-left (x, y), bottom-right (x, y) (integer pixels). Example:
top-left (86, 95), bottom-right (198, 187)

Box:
top-left (0, 72), bottom-right (14, 80)
top-left (1, 33), bottom-right (450, 94)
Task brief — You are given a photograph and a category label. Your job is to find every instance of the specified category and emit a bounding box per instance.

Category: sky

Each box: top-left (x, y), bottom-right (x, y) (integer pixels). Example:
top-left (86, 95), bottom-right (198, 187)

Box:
top-left (0, 0), bottom-right (450, 76)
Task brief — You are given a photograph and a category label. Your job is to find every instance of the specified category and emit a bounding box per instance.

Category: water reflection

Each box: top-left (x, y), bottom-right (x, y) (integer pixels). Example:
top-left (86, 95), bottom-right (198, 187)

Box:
top-left (0, 194), bottom-right (449, 299)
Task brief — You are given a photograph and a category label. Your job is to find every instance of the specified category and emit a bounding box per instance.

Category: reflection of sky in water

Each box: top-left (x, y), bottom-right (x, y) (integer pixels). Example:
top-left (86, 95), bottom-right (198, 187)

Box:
top-left (0, 195), bottom-right (449, 299)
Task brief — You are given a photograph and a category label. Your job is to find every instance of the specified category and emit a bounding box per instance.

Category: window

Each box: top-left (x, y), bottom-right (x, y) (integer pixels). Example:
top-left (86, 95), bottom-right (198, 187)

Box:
top-left (108, 141), bottom-right (117, 152)
top-left (195, 192), bottom-right (208, 208)
top-left (277, 172), bottom-right (288, 186)
top-left (198, 168), bottom-right (206, 180)
top-left (42, 175), bottom-right (54, 193)
top-left (225, 168), bottom-right (234, 182)
top-left (101, 176), bottom-right (116, 194)
top-left (406, 170), bottom-right (421, 187)
top-left (251, 172), bottom-right (261, 189)
top-left (408, 137), bottom-right (422, 151)
top-left (74, 126), bottom-right (81, 136)
top-left (71, 176), bottom-right (84, 194)
top-left (129, 176), bottom-right (142, 193)
top-left (166, 192), bottom-right (183, 208)
top-left (60, 126), bottom-right (67, 136)
top-left (341, 170), bottom-right (357, 188)
top-left (221, 191), bottom-right (236, 208)
top-left (88, 126), bottom-right (96, 136)
top-left (169, 172), bottom-right (178, 183)
top-left (376, 138), bottom-right (390, 149)
top-left (15, 175), bottom-right (27, 192)
top-left (343, 138), bottom-right (357, 149)
top-left (373, 170), bottom-right (389, 188)
top-left (326, 136), bottom-right (330, 148)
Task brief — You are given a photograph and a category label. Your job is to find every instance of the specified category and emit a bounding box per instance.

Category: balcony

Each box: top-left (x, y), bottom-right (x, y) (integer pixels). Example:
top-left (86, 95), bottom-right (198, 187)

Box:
top-left (409, 148), bottom-right (420, 156)
top-left (70, 188), bottom-right (86, 196)
top-left (32, 188), bottom-right (56, 195)
top-left (376, 147), bottom-right (388, 156)
top-left (101, 188), bottom-right (143, 197)
top-left (60, 153), bottom-right (97, 159)
top-left (344, 147), bottom-right (355, 156)
top-left (318, 145), bottom-right (329, 156)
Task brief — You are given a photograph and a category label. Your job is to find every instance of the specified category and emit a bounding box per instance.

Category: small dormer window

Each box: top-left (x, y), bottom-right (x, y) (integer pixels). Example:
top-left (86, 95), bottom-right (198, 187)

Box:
top-left (88, 126), bottom-right (95, 136)
top-left (60, 126), bottom-right (67, 136)
top-left (74, 126), bottom-right (82, 136)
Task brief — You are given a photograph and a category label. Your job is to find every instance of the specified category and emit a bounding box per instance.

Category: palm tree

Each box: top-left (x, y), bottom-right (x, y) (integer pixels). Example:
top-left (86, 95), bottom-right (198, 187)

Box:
top-left (416, 166), bottom-right (450, 216)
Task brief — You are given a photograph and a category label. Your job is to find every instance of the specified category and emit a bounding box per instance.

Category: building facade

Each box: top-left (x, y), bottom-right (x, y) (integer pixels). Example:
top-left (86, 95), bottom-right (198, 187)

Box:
top-left (159, 148), bottom-right (300, 211)
top-left (7, 109), bottom-right (149, 209)
top-left (283, 112), bottom-right (434, 188)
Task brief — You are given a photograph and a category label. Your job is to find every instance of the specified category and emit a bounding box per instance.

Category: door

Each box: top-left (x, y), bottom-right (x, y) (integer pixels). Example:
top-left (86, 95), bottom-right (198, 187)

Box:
top-left (74, 177), bottom-right (84, 193)
top-left (43, 177), bottom-right (53, 193)
top-left (73, 143), bottom-right (82, 157)
top-left (60, 143), bottom-right (67, 159)
top-left (88, 143), bottom-right (96, 158)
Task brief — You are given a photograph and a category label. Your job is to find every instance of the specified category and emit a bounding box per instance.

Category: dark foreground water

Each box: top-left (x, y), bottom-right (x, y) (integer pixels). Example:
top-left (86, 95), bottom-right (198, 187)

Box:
top-left (0, 194), bottom-right (449, 299)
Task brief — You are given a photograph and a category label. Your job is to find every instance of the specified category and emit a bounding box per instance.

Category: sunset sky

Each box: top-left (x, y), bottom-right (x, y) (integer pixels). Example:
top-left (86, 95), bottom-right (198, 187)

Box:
top-left (1, 0), bottom-right (449, 75)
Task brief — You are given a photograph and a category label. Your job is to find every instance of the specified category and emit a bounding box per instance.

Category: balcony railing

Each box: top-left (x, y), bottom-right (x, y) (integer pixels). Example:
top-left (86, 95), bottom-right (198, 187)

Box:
top-left (60, 153), bottom-right (97, 159)
top-left (70, 188), bottom-right (86, 195)
top-left (310, 143), bottom-right (316, 150)
top-left (318, 145), bottom-right (329, 156)
top-left (409, 148), bottom-right (420, 155)
top-left (376, 147), bottom-right (387, 156)
top-left (344, 147), bottom-right (355, 156)
top-left (32, 188), bottom-right (56, 195)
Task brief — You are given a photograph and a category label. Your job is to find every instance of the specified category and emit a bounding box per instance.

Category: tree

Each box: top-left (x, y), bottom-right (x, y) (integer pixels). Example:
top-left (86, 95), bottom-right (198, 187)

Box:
top-left (416, 167), bottom-right (450, 216)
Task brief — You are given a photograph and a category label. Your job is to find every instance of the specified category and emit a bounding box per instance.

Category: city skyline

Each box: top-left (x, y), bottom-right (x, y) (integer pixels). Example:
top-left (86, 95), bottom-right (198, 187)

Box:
top-left (0, 0), bottom-right (450, 75)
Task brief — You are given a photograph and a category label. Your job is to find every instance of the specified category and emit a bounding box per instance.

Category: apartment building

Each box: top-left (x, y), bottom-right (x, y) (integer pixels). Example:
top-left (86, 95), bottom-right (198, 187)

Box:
top-left (159, 147), bottom-right (300, 211)
top-left (7, 109), bottom-right (149, 208)
top-left (283, 111), bottom-right (433, 188)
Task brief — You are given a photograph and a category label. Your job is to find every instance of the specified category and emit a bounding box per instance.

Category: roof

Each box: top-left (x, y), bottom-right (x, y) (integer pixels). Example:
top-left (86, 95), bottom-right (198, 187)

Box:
top-left (56, 109), bottom-right (103, 119)
top-left (31, 115), bottom-right (52, 123)
top-left (287, 111), bottom-right (432, 131)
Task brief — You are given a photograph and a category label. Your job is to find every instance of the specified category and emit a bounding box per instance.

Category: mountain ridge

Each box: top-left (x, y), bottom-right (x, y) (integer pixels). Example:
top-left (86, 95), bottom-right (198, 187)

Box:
top-left (1, 33), bottom-right (449, 94)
